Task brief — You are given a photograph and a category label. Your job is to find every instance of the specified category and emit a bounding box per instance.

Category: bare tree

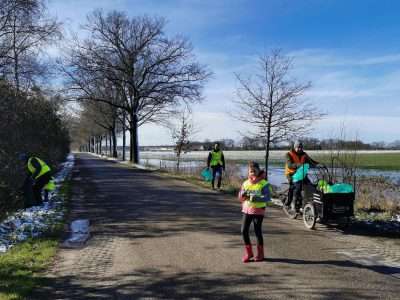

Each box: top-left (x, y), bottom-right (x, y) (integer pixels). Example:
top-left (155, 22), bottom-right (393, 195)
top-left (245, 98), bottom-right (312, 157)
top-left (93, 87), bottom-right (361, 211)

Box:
top-left (234, 49), bottom-right (324, 177)
top-left (169, 108), bottom-right (196, 171)
top-left (62, 10), bottom-right (210, 163)
top-left (0, 0), bottom-right (61, 91)
top-left (81, 100), bottom-right (120, 157)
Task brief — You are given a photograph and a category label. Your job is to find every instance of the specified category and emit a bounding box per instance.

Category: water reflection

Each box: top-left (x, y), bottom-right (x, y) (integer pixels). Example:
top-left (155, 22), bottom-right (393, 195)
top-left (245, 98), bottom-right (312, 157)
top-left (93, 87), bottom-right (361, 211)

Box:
top-left (138, 157), bottom-right (400, 187)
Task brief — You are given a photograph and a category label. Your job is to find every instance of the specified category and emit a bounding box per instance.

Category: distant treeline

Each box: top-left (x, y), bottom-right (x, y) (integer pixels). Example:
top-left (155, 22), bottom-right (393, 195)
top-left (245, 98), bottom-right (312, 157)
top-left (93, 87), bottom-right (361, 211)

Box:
top-left (139, 137), bottom-right (400, 152)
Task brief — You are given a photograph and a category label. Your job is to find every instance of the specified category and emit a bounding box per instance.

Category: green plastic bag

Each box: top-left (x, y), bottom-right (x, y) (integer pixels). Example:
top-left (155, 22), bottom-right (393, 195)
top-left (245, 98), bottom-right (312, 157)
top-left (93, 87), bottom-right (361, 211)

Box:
top-left (318, 180), bottom-right (353, 193)
top-left (201, 168), bottom-right (212, 182)
top-left (328, 183), bottom-right (354, 193)
top-left (292, 163), bottom-right (310, 183)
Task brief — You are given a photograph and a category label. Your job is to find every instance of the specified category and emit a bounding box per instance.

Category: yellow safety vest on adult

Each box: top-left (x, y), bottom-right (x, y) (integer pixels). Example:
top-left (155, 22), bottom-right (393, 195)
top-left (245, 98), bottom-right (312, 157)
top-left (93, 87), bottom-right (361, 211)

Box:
top-left (27, 157), bottom-right (51, 179)
top-left (242, 178), bottom-right (271, 209)
top-left (210, 150), bottom-right (223, 167)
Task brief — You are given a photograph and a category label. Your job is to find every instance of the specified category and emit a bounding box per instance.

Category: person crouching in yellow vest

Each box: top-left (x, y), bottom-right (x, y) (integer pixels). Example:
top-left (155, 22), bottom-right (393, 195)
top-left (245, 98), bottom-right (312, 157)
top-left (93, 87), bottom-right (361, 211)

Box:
top-left (207, 142), bottom-right (225, 191)
top-left (238, 161), bottom-right (272, 263)
top-left (19, 153), bottom-right (52, 206)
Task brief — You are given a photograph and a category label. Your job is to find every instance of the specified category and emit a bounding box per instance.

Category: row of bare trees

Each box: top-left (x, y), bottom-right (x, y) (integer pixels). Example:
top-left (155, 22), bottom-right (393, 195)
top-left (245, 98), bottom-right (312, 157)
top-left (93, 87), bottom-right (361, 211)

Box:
top-left (64, 11), bottom-right (326, 179)
top-left (62, 10), bottom-right (210, 163)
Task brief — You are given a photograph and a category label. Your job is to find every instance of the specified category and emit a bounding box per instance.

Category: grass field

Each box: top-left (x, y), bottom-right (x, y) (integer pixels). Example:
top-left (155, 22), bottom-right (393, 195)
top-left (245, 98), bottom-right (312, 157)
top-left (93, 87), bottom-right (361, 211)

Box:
top-left (142, 151), bottom-right (400, 171)
top-left (351, 153), bottom-right (400, 170)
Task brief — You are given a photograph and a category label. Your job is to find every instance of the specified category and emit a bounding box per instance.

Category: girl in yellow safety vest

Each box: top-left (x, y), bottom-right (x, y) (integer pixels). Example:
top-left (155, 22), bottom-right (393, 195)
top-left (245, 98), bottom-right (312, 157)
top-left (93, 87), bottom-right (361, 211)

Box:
top-left (238, 161), bottom-right (272, 263)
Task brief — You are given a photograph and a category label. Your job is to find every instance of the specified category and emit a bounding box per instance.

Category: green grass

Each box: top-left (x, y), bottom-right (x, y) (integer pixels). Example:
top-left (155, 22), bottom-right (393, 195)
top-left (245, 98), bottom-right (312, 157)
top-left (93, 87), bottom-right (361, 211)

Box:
top-left (232, 153), bottom-right (400, 171)
top-left (353, 153), bottom-right (400, 170)
top-left (0, 238), bottom-right (58, 300)
top-left (0, 180), bottom-right (71, 300)
top-left (155, 169), bottom-right (275, 208)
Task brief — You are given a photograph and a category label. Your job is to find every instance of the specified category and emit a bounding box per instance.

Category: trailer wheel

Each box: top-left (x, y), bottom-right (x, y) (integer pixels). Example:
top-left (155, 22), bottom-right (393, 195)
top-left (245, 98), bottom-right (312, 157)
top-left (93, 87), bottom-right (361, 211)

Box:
top-left (303, 203), bottom-right (316, 229)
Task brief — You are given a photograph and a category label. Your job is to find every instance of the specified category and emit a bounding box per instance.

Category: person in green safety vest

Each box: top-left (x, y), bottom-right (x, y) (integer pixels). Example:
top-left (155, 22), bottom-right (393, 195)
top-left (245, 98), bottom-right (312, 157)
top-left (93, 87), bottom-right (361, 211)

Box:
top-left (19, 153), bottom-right (52, 206)
top-left (207, 142), bottom-right (225, 190)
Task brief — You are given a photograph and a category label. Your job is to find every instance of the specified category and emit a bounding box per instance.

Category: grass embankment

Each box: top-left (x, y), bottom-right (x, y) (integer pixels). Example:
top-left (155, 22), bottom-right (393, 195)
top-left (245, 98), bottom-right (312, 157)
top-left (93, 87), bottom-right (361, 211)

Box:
top-left (0, 181), bottom-right (71, 300)
top-left (156, 167), bottom-right (276, 207)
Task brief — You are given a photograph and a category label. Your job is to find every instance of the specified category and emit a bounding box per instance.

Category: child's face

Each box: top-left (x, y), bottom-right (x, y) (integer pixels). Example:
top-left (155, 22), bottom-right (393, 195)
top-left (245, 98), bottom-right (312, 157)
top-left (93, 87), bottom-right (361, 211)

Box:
top-left (248, 168), bottom-right (259, 177)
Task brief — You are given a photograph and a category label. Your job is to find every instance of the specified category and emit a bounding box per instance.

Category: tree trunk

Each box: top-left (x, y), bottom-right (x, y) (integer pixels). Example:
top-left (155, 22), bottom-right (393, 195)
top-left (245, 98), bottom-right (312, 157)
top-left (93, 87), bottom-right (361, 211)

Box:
top-left (122, 113), bottom-right (126, 161)
top-left (176, 153), bottom-right (180, 172)
top-left (112, 128), bottom-right (117, 158)
top-left (105, 134), bottom-right (109, 156)
top-left (129, 112), bottom-right (139, 163)
top-left (108, 132), bottom-right (111, 156)
top-left (264, 110), bottom-right (273, 180)
top-left (264, 142), bottom-right (270, 180)
top-left (12, 16), bottom-right (20, 91)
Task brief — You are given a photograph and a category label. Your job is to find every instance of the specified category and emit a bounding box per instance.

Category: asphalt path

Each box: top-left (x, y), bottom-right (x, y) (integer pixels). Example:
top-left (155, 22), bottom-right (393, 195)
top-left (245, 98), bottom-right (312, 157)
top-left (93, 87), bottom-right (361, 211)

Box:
top-left (36, 153), bottom-right (400, 299)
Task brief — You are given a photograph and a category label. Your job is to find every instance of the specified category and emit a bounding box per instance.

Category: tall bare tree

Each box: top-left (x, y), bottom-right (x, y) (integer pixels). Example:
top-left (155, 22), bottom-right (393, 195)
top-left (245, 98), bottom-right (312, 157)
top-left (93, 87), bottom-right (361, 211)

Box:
top-left (0, 0), bottom-right (61, 91)
top-left (63, 10), bottom-right (210, 163)
top-left (234, 49), bottom-right (324, 177)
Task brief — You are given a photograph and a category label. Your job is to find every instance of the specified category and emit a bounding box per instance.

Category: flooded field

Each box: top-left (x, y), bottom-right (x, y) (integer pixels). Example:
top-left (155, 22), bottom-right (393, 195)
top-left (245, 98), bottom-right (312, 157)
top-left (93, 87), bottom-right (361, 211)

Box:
top-left (134, 150), bottom-right (400, 187)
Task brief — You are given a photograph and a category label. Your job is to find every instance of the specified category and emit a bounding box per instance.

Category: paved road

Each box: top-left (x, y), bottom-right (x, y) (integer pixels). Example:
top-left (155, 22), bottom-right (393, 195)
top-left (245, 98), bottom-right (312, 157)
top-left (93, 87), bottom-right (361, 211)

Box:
top-left (36, 153), bottom-right (400, 299)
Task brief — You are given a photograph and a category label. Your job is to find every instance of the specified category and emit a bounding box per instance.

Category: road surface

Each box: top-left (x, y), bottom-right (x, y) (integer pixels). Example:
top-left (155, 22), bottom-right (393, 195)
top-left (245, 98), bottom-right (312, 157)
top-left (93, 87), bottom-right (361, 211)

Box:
top-left (36, 153), bottom-right (400, 299)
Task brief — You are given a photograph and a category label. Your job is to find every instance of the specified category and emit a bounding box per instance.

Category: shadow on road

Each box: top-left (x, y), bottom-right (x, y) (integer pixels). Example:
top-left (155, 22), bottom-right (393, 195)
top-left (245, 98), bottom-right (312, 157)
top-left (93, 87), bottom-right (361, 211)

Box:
top-left (32, 154), bottom-right (398, 300)
top-left (34, 267), bottom-right (382, 300)
top-left (264, 257), bottom-right (400, 277)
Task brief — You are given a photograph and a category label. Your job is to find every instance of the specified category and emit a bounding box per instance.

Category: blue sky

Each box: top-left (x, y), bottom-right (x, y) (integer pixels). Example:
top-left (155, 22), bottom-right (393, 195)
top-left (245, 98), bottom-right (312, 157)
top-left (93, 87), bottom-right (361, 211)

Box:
top-left (48, 0), bottom-right (400, 145)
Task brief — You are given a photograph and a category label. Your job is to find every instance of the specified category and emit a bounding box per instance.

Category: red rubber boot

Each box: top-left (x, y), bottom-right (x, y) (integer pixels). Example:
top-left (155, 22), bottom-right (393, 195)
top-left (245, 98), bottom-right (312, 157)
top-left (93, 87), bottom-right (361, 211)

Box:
top-left (255, 245), bottom-right (264, 261)
top-left (242, 245), bottom-right (254, 263)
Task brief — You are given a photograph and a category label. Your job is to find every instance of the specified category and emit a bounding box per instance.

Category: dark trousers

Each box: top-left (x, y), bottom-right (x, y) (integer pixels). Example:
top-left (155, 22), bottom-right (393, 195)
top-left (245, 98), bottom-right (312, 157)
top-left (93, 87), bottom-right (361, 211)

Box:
top-left (32, 172), bottom-right (51, 206)
top-left (241, 214), bottom-right (264, 245)
top-left (211, 165), bottom-right (223, 188)
top-left (286, 177), bottom-right (310, 209)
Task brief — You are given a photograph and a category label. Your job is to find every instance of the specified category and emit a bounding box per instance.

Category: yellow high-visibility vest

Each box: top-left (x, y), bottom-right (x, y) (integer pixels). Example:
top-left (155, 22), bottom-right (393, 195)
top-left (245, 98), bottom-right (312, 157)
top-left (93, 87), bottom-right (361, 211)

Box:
top-left (242, 179), bottom-right (271, 208)
top-left (27, 157), bottom-right (51, 179)
top-left (210, 150), bottom-right (223, 166)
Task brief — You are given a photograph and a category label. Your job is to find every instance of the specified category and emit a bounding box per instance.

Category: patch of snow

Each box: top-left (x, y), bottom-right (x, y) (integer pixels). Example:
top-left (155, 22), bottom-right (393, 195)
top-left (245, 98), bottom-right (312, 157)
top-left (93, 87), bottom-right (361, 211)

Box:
top-left (0, 154), bottom-right (75, 254)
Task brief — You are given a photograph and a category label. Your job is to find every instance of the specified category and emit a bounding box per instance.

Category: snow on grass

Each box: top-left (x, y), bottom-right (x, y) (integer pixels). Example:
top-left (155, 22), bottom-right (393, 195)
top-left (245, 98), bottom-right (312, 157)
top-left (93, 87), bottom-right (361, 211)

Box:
top-left (0, 154), bottom-right (74, 254)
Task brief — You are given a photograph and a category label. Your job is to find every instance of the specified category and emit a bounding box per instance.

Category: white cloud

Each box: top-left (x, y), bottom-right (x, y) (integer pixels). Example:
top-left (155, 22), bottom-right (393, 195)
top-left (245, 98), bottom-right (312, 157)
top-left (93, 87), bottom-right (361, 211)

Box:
top-left (312, 115), bottom-right (400, 143)
top-left (45, 1), bottom-right (400, 144)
